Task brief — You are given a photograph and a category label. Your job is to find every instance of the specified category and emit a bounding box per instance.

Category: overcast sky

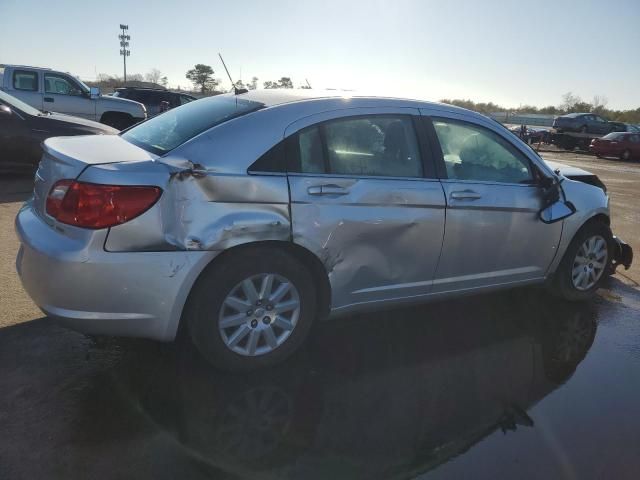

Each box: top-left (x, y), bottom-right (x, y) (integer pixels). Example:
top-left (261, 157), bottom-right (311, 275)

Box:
top-left (2, 0), bottom-right (639, 109)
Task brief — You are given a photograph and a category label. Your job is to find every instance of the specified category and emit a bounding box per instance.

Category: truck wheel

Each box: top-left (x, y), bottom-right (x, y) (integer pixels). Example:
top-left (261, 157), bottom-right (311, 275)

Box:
top-left (185, 248), bottom-right (317, 371)
top-left (621, 149), bottom-right (631, 161)
top-left (101, 112), bottom-right (134, 130)
top-left (552, 221), bottom-right (612, 301)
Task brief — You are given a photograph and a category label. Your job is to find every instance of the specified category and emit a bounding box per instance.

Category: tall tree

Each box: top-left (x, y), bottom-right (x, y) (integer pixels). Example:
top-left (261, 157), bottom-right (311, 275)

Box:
top-left (145, 68), bottom-right (163, 84)
top-left (160, 76), bottom-right (168, 87)
top-left (278, 77), bottom-right (293, 89)
top-left (186, 64), bottom-right (218, 93)
top-left (247, 76), bottom-right (259, 90)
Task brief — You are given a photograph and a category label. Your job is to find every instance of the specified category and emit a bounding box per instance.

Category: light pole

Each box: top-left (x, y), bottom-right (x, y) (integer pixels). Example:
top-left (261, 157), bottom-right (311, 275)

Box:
top-left (119, 24), bottom-right (130, 83)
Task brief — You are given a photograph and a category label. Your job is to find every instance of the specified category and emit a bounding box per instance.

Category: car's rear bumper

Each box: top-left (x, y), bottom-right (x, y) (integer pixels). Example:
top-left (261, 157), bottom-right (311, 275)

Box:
top-left (15, 203), bottom-right (215, 341)
top-left (612, 236), bottom-right (633, 271)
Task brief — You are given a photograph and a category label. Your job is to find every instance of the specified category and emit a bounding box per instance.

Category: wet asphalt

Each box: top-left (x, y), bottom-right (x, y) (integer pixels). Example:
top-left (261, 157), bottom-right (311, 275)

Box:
top-left (1, 149), bottom-right (639, 479)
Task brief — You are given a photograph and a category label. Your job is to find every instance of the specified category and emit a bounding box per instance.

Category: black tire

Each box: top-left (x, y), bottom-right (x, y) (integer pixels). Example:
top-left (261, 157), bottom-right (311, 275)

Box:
top-left (185, 248), bottom-right (317, 371)
top-left (100, 112), bottom-right (134, 130)
top-left (552, 221), bottom-right (613, 301)
top-left (620, 149), bottom-right (631, 161)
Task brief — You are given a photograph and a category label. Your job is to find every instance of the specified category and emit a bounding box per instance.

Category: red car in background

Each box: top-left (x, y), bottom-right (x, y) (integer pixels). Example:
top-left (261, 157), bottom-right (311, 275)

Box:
top-left (590, 132), bottom-right (640, 160)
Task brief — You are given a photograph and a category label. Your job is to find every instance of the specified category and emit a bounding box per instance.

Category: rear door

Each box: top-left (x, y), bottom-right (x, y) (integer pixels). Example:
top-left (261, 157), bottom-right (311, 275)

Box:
top-left (423, 113), bottom-right (562, 293)
top-left (10, 69), bottom-right (43, 111)
top-left (286, 108), bottom-right (446, 311)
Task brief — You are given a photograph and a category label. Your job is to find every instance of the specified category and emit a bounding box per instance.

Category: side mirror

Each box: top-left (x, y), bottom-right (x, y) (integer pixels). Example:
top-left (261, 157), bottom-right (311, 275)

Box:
top-left (0, 105), bottom-right (12, 115)
top-left (539, 201), bottom-right (576, 224)
top-left (89, 87), bottom-right (100, 98)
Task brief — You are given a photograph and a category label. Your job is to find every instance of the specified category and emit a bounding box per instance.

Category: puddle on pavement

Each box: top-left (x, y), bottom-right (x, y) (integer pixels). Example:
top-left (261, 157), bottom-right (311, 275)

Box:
top-left (2, 287), bottom-right (640, 479)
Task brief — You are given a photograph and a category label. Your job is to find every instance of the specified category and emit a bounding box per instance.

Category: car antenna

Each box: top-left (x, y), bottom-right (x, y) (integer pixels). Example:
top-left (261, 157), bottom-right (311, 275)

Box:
top-left (218, 53), bottom-right (248, 95)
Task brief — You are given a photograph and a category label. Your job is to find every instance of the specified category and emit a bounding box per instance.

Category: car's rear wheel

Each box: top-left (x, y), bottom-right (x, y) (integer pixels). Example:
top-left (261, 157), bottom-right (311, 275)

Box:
top-left (553, 221), bottom-right (612, 301)
top-left (621, 149), bottom-right (631, 161)
top-left (185, 248), bottom-right (317, 371)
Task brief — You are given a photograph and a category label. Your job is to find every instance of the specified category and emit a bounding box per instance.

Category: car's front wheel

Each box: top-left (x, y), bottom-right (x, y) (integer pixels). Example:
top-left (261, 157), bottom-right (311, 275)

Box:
top-left (553, 221), bottom-right (612, 301)
top-left (185, 248), bottom-right (317, 371)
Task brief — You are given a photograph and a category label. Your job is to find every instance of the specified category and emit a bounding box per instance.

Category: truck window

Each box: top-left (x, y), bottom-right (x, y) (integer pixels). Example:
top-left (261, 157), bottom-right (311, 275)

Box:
top-left (13, 70), bottom-right (38, 91)
top-left (44, 74), bottom-right (84, 96)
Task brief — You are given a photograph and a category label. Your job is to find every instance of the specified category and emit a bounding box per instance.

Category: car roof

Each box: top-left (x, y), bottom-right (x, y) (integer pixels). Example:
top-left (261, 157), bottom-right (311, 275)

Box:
top-left (224, 88), bottom-right (474, 115)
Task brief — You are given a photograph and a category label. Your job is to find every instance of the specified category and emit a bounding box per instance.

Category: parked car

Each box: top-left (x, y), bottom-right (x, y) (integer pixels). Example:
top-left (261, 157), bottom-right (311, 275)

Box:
top-left (0, 90), bottom-right (116, 173)
top-left (590, 132), bottom-right (640, 160)
top-left (112, 87), bottom-right (196, 117)
top-left (552, 113), bottom-right (614, 134)
top-left (15, 90), bottom-right (633, 370)
top-left (0, 64), bottom-right (146, 129)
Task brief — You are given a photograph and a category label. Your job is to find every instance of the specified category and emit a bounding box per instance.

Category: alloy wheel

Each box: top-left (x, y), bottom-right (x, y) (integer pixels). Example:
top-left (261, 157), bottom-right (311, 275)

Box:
top-left (571, 235), bottom-right (608, 291)
top-left (218, 273), bottom-right (301, 356)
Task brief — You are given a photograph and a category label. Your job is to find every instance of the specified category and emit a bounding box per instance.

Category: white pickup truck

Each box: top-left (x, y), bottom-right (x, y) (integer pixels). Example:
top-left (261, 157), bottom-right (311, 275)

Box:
top-left (0, 64), bottom-right (146, 129)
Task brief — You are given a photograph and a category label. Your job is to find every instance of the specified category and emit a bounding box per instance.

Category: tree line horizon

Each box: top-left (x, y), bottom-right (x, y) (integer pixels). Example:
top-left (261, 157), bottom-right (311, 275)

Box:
top-left (91, 65), bottom-right (640, 124)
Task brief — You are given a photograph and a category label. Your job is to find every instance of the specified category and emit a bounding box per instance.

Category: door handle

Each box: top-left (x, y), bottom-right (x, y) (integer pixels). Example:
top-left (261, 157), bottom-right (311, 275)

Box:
top-left (307, 184), bottom-right (349, 196)
top-left (44, 97), bottom-right (54, 103)
top-left (450, 190), bottom-right (482, 200)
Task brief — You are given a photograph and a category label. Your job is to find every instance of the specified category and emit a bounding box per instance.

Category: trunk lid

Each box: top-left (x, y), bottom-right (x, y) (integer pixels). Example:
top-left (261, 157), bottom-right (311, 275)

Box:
top-left (33, 135), bottom-right (158, 218)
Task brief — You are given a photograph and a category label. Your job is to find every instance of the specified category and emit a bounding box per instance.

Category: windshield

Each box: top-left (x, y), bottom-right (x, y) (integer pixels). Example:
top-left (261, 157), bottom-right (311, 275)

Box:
top-left (121, 95), bottom-right (263, 155)
top-left (0, 89), bottom-right (43, 116)
top-left (603, 132), bottom-right (626, 140)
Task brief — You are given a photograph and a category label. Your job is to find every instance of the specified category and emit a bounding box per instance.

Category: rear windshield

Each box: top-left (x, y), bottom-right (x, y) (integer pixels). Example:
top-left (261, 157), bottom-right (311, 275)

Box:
top-left (121, 95), bottom-right (263, 155)
top-left (602, 132), bottom-right (626, 140)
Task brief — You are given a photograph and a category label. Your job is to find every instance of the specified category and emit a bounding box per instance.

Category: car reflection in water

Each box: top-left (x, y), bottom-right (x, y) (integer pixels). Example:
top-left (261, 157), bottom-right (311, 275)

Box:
top-left (117, 291), bottom-right (597, 479)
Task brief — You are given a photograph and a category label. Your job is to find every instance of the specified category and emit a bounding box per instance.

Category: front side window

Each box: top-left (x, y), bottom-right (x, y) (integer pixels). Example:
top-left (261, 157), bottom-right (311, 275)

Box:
top-left (44, 74), bottom-right (83, 96)
top-left (295, 115), bottom-right (423, 178)
top-left (433, 119), bottom-right (533, 184)
top-left (122, 95), bottom-right (263, 155)
top-left (13, 70), bottom-right (38, 91)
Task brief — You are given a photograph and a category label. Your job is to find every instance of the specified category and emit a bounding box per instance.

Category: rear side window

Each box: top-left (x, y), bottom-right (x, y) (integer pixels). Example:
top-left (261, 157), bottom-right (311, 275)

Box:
top-left (121, 95), bottom-right (263, 155)
top-left (293, 115), bottom-right (424, 178)
top-left (13, 70), bottom-right (38, 91)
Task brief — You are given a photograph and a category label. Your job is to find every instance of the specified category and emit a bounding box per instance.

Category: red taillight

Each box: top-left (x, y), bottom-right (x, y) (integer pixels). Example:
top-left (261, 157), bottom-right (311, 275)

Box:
top-left (46, 180), bottom-right (162, 229)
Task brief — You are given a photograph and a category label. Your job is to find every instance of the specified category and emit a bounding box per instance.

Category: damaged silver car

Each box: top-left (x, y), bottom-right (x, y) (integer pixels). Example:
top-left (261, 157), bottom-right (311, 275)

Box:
top-left (15, 90), bottom-right (633, 370)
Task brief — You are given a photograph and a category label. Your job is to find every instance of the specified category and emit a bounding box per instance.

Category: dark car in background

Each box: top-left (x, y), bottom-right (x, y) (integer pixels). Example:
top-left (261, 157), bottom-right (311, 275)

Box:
top-left (112, 87), bottom-right (197, 117)
top-left (0, 90), bottom-right (116, 173)
top-left (553, 113), bottom-right (615, 134)
top-left (509, 125), bottom-right (551, 144)
top-left (590, 132), bottom-right (640, 160)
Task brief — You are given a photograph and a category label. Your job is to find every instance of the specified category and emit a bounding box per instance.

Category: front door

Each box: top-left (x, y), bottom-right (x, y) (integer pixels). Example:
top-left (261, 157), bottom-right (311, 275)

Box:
top-left (43, 73), bottom-right (95, 119)
top-left (286, 109), bottom-right (446, 311)
top-left (426, 116), bottom-right (562, 293)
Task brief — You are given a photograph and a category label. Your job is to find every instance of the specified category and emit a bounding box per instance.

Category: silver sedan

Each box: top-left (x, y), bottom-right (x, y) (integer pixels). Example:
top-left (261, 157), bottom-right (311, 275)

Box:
top-left (15, 90), bottom-right (633, 370)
